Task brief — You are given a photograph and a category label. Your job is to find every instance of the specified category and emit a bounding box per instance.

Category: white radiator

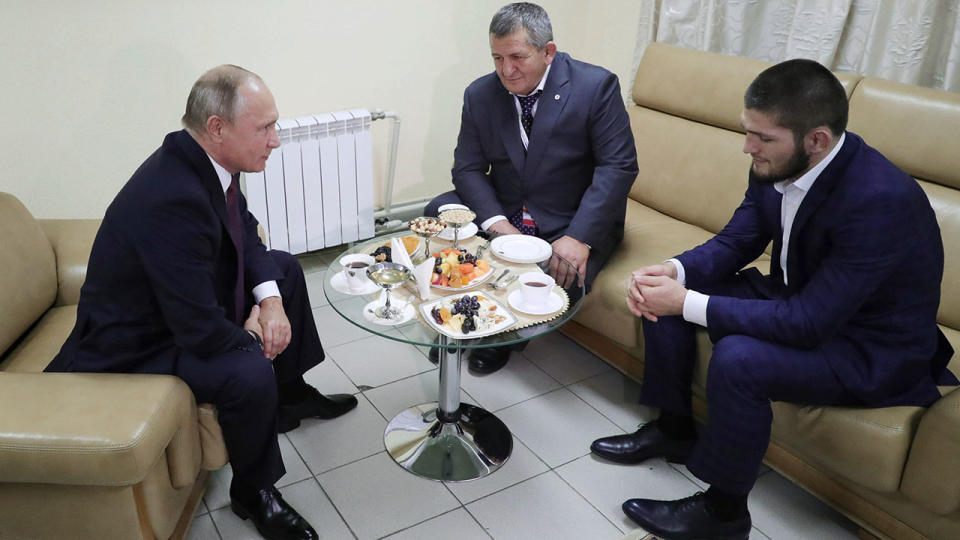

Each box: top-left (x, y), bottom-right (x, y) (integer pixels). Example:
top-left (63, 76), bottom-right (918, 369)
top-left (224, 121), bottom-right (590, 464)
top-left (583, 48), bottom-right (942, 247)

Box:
top-left (243, 109), bottom-right (375, 254)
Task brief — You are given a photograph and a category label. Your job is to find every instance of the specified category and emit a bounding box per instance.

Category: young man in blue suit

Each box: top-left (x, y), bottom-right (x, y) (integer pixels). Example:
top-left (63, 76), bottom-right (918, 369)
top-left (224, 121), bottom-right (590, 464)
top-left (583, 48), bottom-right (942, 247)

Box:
top-left (426, 2), bottom-right (638, 374)
top-left (590, 60), bottom-right (956, 539)
top-left (47, 66), bottom-right (358, 540)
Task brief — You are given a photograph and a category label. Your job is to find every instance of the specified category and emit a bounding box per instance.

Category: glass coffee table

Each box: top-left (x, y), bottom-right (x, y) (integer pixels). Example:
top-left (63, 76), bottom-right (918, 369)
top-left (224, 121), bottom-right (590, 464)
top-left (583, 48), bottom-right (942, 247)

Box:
top-left (323, 232), bottom-right (585, 482)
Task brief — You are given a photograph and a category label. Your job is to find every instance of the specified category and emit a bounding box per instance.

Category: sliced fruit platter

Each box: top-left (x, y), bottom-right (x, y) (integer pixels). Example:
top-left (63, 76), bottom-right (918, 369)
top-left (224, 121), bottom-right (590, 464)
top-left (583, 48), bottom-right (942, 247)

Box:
top-left (422, 294), bottom-right (516, 338)
top-left (430, 248), bottom-right (493, 289)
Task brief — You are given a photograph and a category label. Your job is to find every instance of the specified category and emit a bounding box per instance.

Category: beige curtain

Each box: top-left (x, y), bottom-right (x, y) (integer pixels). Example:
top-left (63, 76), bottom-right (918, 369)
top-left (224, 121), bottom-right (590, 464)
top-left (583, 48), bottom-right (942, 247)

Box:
top-left (633, 0), bottom-right (960, 92)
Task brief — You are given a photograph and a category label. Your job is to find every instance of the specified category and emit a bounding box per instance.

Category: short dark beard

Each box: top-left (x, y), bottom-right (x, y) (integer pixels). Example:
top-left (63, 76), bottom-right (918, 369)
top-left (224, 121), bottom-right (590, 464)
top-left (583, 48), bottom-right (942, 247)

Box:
top-left (749, 142), bottom-right (811, 185)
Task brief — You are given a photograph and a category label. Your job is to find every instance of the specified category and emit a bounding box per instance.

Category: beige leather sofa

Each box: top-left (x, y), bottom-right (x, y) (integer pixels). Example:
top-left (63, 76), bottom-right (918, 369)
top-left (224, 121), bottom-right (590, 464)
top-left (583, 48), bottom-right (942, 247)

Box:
top-left (0, 194), bottom-right (228, 539)
top-left (562, 43), bottom-right (960, 540)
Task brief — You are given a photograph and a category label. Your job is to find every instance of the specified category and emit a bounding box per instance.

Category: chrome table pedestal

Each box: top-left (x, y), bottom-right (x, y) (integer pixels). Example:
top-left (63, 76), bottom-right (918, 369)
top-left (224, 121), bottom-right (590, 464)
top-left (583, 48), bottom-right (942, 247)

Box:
top-left (383, 334), bottom-right (512, 481)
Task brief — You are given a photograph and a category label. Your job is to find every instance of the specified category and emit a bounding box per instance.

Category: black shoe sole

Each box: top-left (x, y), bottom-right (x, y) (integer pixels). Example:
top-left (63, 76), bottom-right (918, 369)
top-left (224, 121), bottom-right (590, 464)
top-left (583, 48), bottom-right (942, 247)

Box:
top-left (231, 501), bottom-right (250, 520)
top-left (231, 502), bottom-right (278, 540)
top-left (591, 449), bottom-right (690, 465)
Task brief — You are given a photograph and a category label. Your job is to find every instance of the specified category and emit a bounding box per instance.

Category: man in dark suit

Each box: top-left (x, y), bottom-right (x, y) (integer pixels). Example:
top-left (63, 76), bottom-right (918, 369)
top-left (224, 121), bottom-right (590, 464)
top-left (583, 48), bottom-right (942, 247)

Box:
top-left (590, 59), bottom-right (956, 539)
top-left (426, 2), bottom-right (638, 373)
top-left (47, 65), bottom-right (358, 540)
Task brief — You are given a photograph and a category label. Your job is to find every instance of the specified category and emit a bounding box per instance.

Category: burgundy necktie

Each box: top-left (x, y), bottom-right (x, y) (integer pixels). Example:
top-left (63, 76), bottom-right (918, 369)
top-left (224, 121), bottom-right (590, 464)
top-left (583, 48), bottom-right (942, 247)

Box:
top-left (226, 173), bottom-right (245, 323)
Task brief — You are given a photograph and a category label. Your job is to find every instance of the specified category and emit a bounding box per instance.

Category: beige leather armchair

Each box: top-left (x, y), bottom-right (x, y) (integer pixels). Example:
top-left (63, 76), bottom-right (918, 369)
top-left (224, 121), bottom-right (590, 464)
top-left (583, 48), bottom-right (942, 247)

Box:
top-left (0, 194), bottom-right (224, 539)
top-left (562, 43), bottom-right (960, 540)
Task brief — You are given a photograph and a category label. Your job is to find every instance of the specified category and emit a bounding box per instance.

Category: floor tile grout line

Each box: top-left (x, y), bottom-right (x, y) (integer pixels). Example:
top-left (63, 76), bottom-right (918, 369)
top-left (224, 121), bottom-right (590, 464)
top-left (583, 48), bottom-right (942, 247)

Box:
top-left (552, 462), bottom-right (636, 536)
top-left (489, 383), bottom-right (574, 414)
top-left (306, 475), bottom-right (361, 540)
top-left (443, 436), bottom-right (549, 507)
top-left (459, 503), bottom-right (497, 540)
top-left (519, 333), bottom-right (617, 386)
top-left (373, 504), bottom-right (467, 539)
top-left (457, 468), bottom-right (557, 508)
top-left (203, 511), bottom-right (225, 540)
top-left (306, 448), bottom-right (391, 480)
top-left (562, 373), bottom-right (639, 436)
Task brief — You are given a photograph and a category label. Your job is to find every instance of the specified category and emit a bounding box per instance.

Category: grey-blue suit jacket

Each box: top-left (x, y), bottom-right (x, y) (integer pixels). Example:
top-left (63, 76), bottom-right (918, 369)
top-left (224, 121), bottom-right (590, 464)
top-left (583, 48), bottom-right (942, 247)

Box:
top-left (451, 52), bottom-right (638, 287)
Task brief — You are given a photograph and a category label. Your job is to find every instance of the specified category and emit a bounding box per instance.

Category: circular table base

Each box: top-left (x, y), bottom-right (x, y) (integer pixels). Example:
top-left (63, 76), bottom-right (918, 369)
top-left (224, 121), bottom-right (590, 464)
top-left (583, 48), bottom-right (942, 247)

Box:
top-left (384, 402), bottom-right (512, 481)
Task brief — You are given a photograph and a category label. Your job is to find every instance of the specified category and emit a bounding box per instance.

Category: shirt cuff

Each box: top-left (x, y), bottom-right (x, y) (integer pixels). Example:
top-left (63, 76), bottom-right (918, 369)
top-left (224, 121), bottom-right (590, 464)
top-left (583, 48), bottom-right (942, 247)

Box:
top-left (682, 290), bottom-right (709, 327)
top-left (481, 215), bottom-right (507, 231)
top-left (666, 258), bottom-right (686, 286)
top-left (253, 281), bottom-right (281, 304)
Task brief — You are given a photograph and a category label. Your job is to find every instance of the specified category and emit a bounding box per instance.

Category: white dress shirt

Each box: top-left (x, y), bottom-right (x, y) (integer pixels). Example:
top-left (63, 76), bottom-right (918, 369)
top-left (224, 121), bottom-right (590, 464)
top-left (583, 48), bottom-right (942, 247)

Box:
top-left (480, 65), bottom-right (552, 231)
top-left (207, 155), bottom-right (281, 303)
top-left (672, 133), bottom-right (846, 327)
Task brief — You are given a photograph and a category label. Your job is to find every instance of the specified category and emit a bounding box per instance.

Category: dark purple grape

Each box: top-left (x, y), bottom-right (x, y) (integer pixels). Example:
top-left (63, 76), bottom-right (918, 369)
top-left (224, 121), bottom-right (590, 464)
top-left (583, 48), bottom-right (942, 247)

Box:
top-left (462, 315), bottom-right (476, 333)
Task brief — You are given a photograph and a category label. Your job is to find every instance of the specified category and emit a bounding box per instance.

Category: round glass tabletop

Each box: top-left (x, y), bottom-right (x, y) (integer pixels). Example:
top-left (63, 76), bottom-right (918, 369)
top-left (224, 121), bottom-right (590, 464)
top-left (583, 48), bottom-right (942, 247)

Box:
top-left (322, 231), bottom-right (585, 350)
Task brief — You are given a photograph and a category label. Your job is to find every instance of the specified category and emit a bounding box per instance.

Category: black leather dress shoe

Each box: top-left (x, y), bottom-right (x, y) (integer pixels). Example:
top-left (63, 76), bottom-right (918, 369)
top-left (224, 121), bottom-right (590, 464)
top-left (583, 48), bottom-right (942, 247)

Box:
top-left (622, 492), bottom-right (751, 540)
top-left (468, 346), bottom-right (510, 374)
top-left (231, 483), bottom-right (318, 540)
top-left (278, 387), bottom-right (358, 433)
top-left (590, 421), bottom-right (694, 464)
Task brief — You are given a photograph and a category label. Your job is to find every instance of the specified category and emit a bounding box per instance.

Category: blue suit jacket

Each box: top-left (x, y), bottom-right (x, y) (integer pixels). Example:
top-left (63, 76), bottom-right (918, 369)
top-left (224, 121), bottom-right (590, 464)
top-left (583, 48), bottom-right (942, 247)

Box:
top-left (451, 52), bottom-right (638, 281)
top-left (676, 133), bottom-right (954, 407)
top-left (48, 130), bottom-right (280, 374)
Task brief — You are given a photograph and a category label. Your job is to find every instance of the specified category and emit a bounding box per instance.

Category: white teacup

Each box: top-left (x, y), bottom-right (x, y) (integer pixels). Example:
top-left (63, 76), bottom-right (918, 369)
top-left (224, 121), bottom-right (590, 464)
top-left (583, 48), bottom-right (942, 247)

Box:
top-left (340, 254), bottom-right (376, 291)
top-left (518, 271), bottom-right (555, 308)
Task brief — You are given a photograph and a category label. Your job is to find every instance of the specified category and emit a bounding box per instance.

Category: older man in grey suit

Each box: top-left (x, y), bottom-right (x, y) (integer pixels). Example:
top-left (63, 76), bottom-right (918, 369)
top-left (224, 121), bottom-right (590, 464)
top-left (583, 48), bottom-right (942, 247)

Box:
top-left (426, 2), bottom-right (639, 373)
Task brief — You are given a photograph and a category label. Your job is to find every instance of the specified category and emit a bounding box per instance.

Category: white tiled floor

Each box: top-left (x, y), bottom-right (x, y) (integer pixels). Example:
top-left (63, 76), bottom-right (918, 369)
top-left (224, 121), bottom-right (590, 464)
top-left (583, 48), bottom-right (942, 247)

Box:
top-left (188, 254), bottom-right (861, 540)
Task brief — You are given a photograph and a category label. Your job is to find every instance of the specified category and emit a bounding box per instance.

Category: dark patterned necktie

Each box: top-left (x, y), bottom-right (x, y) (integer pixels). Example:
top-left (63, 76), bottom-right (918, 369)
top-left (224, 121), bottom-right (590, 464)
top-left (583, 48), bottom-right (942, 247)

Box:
top-left (226, 173), bottom-right (245, 323)
top-left (517, 90), bottom-right (542, 136)
top-left (509, 205), bottom-right (538, 236)
top-left (513, 91), bottom-right (542, 236)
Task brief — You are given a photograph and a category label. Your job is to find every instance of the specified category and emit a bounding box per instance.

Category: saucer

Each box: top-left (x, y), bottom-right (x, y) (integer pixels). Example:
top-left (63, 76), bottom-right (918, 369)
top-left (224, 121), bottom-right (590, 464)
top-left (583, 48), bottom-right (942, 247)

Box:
top-left (490, 234), bottom-right (552, 264)
top-left (507, 289), bottom-right (564, 315)
top-left (363, 300), bottom-right (415, 326)
top-left (330, 271), bottom-right (380, 295)
top-left (437, 221), bottom-right (478, 241)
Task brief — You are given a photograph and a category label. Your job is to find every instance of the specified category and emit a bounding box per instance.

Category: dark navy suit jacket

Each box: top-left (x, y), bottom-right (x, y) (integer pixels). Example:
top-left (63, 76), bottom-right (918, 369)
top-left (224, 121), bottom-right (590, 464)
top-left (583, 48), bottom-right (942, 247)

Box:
top-left (48, 130), bottom-right (280, 374)
top-left (676, 133), bottom-right (954, 407)
top-left (451, 52), bottom-right (638, 285)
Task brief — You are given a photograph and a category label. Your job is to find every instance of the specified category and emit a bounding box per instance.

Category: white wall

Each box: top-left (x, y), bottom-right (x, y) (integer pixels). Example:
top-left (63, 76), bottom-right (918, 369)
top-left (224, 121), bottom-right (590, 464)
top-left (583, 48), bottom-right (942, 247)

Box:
top-left (0, 0), bottom-right (643, 218)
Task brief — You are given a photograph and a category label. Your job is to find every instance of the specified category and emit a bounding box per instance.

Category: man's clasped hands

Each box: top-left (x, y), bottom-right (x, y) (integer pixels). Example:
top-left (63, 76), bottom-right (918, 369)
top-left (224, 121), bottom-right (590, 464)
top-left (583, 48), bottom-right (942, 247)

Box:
top-left (626, 262), bottom-right (688, 322)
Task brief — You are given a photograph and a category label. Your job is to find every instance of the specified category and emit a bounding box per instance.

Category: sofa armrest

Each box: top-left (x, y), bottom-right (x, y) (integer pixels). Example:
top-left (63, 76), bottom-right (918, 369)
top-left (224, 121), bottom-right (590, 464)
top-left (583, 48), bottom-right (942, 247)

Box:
top-left (0, 373), bottom-right (201, 489)
top-left (37, 218), bottom-right (100, 306)
top-left (901, 386), bottom-right (960, 514)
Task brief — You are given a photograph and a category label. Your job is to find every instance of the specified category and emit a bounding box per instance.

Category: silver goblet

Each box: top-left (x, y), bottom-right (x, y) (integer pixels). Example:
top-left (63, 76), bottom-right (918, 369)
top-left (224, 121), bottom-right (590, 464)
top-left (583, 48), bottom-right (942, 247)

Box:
top-left (366, 262), bottom-right (411, 320)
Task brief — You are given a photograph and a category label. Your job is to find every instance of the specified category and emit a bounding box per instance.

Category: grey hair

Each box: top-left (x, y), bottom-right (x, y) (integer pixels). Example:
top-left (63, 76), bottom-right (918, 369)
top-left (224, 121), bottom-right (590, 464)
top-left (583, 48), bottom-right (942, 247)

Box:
top-left (489, 2), bottom-right (553, 49)
top-left (182, 65), bottom-right (261, 135)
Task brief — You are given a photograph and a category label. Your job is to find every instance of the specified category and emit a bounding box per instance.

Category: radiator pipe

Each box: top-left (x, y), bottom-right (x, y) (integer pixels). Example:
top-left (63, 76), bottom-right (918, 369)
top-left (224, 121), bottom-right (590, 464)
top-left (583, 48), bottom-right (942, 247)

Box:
top-left (370, 109), bottom-right (401, 215)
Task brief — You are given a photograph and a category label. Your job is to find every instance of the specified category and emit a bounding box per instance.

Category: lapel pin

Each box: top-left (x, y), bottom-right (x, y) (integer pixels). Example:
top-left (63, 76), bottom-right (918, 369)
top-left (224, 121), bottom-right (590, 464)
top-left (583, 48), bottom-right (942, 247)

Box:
top-left (554, 94), bottom-right (560, 100)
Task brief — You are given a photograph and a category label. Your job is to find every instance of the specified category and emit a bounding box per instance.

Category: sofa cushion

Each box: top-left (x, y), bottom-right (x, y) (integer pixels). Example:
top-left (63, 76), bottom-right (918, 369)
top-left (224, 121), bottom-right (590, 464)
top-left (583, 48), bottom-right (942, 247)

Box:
top-left (847, 79), bottom-right (960, 334)
top-left (0, 305), bottom-right (76, 373)
top-left (633, 43), bottom-right (861, 135)
top-left (38, 219), bottom-right (101, 307)
top-left (847, 78), bottom-right (960, 191)
top-left (197, 404), bottom-right (228, 470)
top-left (770, 402), bottom-right (925, 494)
top-left (627, 106), bottom-right (751, 235)
top-left (0, 193), bottom-right (57, 357)
top-left (0, 373), bottom-right (198, 487)
top-left (919, 180), bottom-right (960, 331)
top-left (901, 386), bottom-right (960, 515)
top-left (576, 203), bottom-right (716, 349)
